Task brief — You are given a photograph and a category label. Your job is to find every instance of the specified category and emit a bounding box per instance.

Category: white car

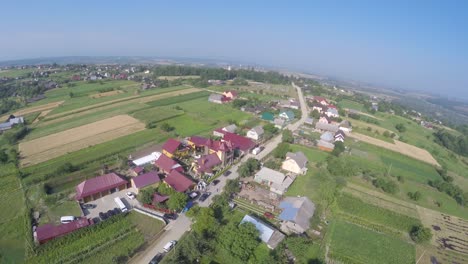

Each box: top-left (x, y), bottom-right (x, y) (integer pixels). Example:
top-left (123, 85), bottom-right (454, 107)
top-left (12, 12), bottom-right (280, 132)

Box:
top-left (163, 240), bottom-right (177, 252)
top-left (126, 192), bottom-right (136, 200)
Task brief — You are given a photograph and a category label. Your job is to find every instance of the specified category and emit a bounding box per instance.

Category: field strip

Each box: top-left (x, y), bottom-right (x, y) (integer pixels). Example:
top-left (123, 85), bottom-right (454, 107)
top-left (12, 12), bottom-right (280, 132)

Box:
top-left (40, 88), bottom-right (201, 126)
top-left (344, 183), bottom-right (419, 218)
top-left (347, 132), bottom-right (440, 166)
top-left (89, 90), bottom-right (124, 98)
top-left (32, 109), bottom-right (53, 124)
top-left (19, 115), bottom-right (145, 167)
top-left (0, 101), bottom-right (64, 120)
top-left (344, 108), bottom-right (383, 120)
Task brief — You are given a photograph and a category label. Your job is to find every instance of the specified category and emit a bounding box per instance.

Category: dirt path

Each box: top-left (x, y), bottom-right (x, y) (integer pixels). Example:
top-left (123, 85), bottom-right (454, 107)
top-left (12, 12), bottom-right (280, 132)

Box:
top-left (347, 132), bottom-right (440, 166)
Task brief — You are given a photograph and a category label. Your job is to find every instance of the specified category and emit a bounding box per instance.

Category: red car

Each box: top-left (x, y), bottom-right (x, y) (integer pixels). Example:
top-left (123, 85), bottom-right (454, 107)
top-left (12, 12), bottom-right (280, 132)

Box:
top-left (264, 212), bottom-right (275, 219)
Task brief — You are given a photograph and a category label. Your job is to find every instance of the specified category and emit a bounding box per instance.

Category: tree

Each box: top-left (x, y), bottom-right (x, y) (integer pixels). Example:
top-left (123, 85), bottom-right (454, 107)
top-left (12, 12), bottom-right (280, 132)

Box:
top-left (239, 158), bottom-right (261, 177)
top-left (224, 179), bottom-right (240, 195)
top-left (137, 188), bottom-right (155, 204)
top-left (326, 156), bottom-right (357, 177)
top-left (331, 141), bottom-right (345, 156)
top-left (407, 191), bottom-right (421, 201)
top-left (282, 129), bottom-right (294, 143)
top-left (160, 122), bottom-right (175, 132)
top-left (0, 150), bottom-right (8, 163)
top-left (310, 109), bottom-right (320, 119)
top-left (167, 192), bottom-right (188, 211)
top-left (191, 207), bottom-right (219, 236)
top-left (273, 143), bottom-right (290, 159)
top-left (410, 224), bottom-right (432, 243)
top-left (69, 92), bottom-right (74, 98)
top-left (219, 222), bottom-right (260, 261)
top-left (395, 123), bottom-right (406, 133)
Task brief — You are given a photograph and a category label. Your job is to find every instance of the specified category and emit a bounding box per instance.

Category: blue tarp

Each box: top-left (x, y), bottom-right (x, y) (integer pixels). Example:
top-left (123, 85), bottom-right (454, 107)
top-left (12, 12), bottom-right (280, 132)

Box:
top-left (278, 201), bottom-right (299, 221)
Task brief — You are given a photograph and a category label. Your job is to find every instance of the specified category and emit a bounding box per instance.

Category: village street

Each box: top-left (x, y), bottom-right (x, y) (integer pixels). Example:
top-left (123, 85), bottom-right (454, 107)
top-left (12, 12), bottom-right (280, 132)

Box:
top-left (130, 82), bottom-right (308, 264)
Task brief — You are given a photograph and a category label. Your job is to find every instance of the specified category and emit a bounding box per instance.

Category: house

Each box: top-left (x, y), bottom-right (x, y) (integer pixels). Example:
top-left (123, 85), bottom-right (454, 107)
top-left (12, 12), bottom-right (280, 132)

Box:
top-left (320, 131), bottom-right (334, 143)
top-left (130, 166), bottom-right (145, 176)
top-left (315, 122), bottom-right (340, 133)
top-left (193, 153), bottom-right (222, 176)
top-left (274, 119), bottom-right (286, 130)
top-left (213, 124), bottom-right (237, 137)
top-left (279, 110), bottom-right (295, 121)
top-left (334, 130), bottom-right (345, 142)
top-left (186, 136), bottom-right (208, 151)
top-left (35, 217), bottom-right (93, 244)
top-left (132, 152), bottom-right (161, 167)
top-left (314, 96), bottom-right (329, 106)
top-left (311, 103), bottom-right (325, 113)
top-left (162, 138), bottom-right (186, 158)
top-left (163, 170), bottom-right (195, 193)
top-left (71, 75), bottom-right (81, 81)
top-left (221, 131), bottom-right (256, 154)
top-left (325, 107), bottom-right (339, 118)
top-left (75, 173), bottom-right (128, 203)
top-left (279, 196), bottom-right (315, 234)
top-left (317, 140), bottom-right (334, 152)
top-left (304, 117), bottom-right (314, 126)
top-left (208, 93), bottom-right (225, 104)
top-left (246, 126), bottom-right (264, 141)
top-left (261, 112), bottom-right (275, 122)
top-left (240, 215), bottom-right (285, 249)
top-left (152, 193), bottom-right (169, 204)
top-left (254, 167), bottom-right (295, 195)
top-left (154, 154), bottom-right (183, 174)
top-left (318, 115), bottom-right (331, 124)
top-left (131, 171), bottom-right (160, 193)
top-left (203, 139), bottom-right (234, 165)
top-left (339, 120), bottom-right (352, 133)
top-left (282, 152), bottom-right (308, 175)
top-left (223, 90), bottom-right (238, 100)
top-left (8, 116), bottom-right (24, 125)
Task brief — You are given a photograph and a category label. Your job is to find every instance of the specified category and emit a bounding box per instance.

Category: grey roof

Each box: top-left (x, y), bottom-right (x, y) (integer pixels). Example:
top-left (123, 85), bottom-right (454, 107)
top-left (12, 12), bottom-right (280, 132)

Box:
top-left (315, 122), bottom-right (339, 133)
top-left (274, 118), bottom-right (286, 126)
top-left (0, 122), bottom-right (12, 130)
top-left (208, 93), bottom-right (223, 101)
top-left (271, 175), bottom-right (295, 194)
top-left (340, 120), bottom-right (351, 128)
top-left (305, 117), bottom-right (314, 125)
top-left (250, 126), bottom-right (264, 135)
top-left (223, 124), bottom-right (237, 133)
top-left (241, 215), bottom-right (285, 249)
top-left (326, 108), bottom-right (339, 115)
top-left (285, 152), bottom-right (308, 169)
top-left (255, 167), bottom-right (285, 185)
top-left (317, 139), bottom-right (335, 149)
top-left (279, 196), bottom-right (315, 231)
top-left (320, 131), bottom-right (334, 142)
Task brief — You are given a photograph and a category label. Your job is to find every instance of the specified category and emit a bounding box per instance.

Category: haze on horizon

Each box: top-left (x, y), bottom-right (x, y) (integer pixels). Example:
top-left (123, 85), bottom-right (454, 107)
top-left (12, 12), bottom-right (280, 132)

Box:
top-left (1, 1), bottom-right (467, 99)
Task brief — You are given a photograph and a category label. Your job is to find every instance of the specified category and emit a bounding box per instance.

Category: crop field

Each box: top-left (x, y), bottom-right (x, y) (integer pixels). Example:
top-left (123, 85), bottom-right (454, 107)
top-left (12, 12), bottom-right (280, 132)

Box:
top-left (19, 115), bottom-right (145, 166)
top-left (328, 220), bottom-right (415, 264)
top-left (348, 132), bottom-right (440, 166)
top-left (0, 101), bottom-right (64, 120)
top-left (89, 90), bottom-right (124, 98)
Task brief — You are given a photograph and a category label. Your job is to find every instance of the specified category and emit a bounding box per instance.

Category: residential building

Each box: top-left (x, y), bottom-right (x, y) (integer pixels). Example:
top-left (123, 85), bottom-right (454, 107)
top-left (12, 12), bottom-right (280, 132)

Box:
top-left (334, 130), bottom-right (346, 142)
top-left (193, 153), bottom-right (222, 176)
top-left (279, 110), bottom-right (295, 121)
top-left (325, 107), bottom-right (339, 118)
top-left (222, 90), bottom-right (238, 100)
top-left (274, 118), bottom-right (286, 129)
top-left (317, 140), bottom-right (335, 152)
top-left (154, 154), bottom-right (183, 174)
top-left (320, 131), bottom-right (334, 143)
top-left (240, 215), bottom-right (285, 249)
top-left (279, 196), bottom-right (316, 234)
top-left (75, 173), bottom-right (129, 203)
top-left (246, 126), bottom-right (264, 141)
top-left (339, 120), bottom-right (352, 133)
top-left (315, 122), bottom-right (340, 133)
top-left (162, 138), bottom-right (187, 158)
top-left (208, 93), bottom-right (225, 104)
top-left (282, 152), bottom-right (308, 175)
top-left (254, 167), bottom-right (295, 195)
top-left (163, 170), bottom-right (195, 193)
top-left (261, 112), bottom-right (275, 122)
top-left (131, 171), bottom-right (160, 193)
top-left (313, 96), bottom-right (329, 106)
top-left (318, 115), bottom-right (331, 124)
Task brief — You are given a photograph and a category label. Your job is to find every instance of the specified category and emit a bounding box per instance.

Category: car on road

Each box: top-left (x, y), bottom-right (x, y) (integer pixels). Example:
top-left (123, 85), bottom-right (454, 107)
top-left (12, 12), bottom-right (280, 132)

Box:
top-left (223, 170), bottom-right (231, 177)
top-left (149, 253), bottom-right (164, 264)
top-left (163, 240), bottom-right (177, 252)
top-left (212, 179), bottom-right (220, 186)
top-left (199, 192), bottom-right (211, 202)
top-left (163, 213), bottom-right (178, 220)
top-left (126, 192), bottom-right (136, 200)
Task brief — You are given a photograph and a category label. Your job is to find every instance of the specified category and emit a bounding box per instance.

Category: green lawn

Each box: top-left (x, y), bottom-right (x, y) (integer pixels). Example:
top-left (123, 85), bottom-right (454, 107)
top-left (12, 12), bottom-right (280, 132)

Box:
top-left (289, 144), bottom-right (330, 164)
top-left (329, 220), bottom-right (415, 264)
top-left (286, 169), bottom-right (329, 203)
top-left (0, 68), bottom-right (35, 78)
top-left (46, 201), bottom-right (83, 224)
top-left (338, 99), bottom-right (366, 111)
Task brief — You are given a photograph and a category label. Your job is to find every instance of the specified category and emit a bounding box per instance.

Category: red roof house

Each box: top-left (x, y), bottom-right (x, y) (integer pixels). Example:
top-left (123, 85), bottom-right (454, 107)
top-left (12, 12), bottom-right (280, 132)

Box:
top-left (314, 96), bottom-right (329, 106)
top-left (162, 138), bottom-right (182, 158)
top-left (131, 166), bottom-right (145, 176)
top-left (75, 173), bottom-right (128, 202)
top-left (35, 217), bottom-right (92, 244)
top-left (187, 136), bottom-right (208, 148)
top-left (222, 132), bottom-right (256, 152)
top-left (132, 171), bottom-right (160, 191)
top-left (195, 153), bottom-right (222, 175)
top-left (154, 154), bottom-right (183, 174)
top-left (164, 170), bottom-right (194, 193)
top-left (152, 193), bottom-right (170, 204)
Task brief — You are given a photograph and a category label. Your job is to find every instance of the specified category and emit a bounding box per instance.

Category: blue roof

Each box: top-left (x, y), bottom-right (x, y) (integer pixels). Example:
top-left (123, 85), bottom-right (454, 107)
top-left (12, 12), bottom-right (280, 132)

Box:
top-left (240, 215), bottom-right (274, 243)
top-left (0, 122), bottom-right (12, 129)
top-left (281, 110), bottom-right (295, 119)
top-left (279, 201), bottom-right (299, 221)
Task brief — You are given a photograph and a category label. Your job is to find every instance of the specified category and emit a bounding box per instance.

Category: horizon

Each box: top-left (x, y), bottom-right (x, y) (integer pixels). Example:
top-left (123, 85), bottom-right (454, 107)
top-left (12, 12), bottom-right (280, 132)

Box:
top-left (1, 1), bottom-right (467, 99)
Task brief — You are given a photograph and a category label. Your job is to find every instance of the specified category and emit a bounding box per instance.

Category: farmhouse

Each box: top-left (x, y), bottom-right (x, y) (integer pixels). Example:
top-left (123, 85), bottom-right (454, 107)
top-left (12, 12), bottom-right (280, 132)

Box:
top-left (240, 215), bottom-right (285, 249)
top-left (131, 171), bottom-right (160, 193)
top-left (304, 117), bottom-right (314, 126)
top-left (246, 126), bottom-right (264, 141)
top-left (75, 173), bottom-right (129, 203)
top-left (334, 130), bottom-right (346, 142)
top-left (154, 154), bottom-right (183, 174)
top-left (320, 131), bottom-right (335, 143)
top-left (163, 170), bottom-right (195, 193)
top-left (222, 90), bottom-right (238, 100)
top-left (279, 196), bottom-right (315, 234)
top-left (313, 96), bottom-right (329, 106)
top-left (282, 151), bottom-right (308, 175)
top-left (261, 112), bottom-right (275, 122)
top-left (35, 217), bottom-right (93, 244)
top-left (254, 167), bottom-right (295, 195)
top-left (325, 107), bottom-right (339, 118)
top-left (339, 120), bottom-right (352, 132)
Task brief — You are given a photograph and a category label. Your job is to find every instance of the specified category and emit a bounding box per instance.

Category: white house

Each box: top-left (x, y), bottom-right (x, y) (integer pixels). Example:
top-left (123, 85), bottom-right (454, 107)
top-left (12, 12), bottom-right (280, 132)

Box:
top-left (318, 115), bottom-right (331, 124)
top-left (334, 130), bottom-right (345, 142)
top-left (246, 126), bottom-right (264, 141)
top-left (254, 167), bottom-right (295, 195)
top-left (282, 152), bottom-right (308, 175)
top-left (339, 120), bottom-right (352, 133)
top-left (325, 107), bottom-right (339, 118)
top-left (279, 110), bottom-right (295, 121)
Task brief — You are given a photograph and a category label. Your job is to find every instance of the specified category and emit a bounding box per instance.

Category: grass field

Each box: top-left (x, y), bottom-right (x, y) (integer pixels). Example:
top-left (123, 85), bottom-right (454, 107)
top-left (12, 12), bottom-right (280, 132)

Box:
top-left (338, 99), bottom-right (366, 111)
top-left (289, 144), bottom-right (330, 164)
top-left (0, 68), bottom-right (35, 78)
top-left (328, 220), bottom-right (415, 264)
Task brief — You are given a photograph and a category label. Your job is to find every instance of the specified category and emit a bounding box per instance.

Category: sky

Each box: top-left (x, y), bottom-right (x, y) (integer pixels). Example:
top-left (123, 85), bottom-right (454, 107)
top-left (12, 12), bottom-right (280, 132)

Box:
top-left (0, 1), bottom-right (467, 99)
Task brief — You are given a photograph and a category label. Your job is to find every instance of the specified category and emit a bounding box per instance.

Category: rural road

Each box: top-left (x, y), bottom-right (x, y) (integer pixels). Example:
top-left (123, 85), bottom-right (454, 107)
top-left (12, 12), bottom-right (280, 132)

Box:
top-left (130, 82), bottom-right (308, 264)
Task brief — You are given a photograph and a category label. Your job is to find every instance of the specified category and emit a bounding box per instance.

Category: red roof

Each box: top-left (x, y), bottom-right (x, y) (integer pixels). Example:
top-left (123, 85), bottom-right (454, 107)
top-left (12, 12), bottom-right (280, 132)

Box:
top-left (164, 170), bottom-right (194, 193)
top-left (314, 96), bottom-right (328, 102)
top-left (152, 193), bottom-right (169, 204)
top-left (75, 173), bottom-right (128, 200)
top-left (222, 132), bottom-right (256, 152)
top-left (132, 171), bottom-right (160, 189)
top-left (36, 218), bottom-right (92, 244)
top-left (196, 153), bottom-right (222, 174)
top-left (224, 90), bottom-right (238, 97)
top-left (188, 136), bottom-right (208, 147)
top-left (205, 138), bottom-right (233, 152)
top-left (162, 138), bottom-right (181, 154)
top-left (132, 166), bottom-right (144, 174)
top-left (154, 154), bottom-right (183, 173)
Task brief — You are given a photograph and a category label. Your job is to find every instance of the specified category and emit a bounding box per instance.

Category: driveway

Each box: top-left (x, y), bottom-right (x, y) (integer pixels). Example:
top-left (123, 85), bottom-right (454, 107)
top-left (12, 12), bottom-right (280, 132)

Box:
top-left (81, 187), bottom-right (140, 219)
top-left (130, 82), bottom-right (308, 264)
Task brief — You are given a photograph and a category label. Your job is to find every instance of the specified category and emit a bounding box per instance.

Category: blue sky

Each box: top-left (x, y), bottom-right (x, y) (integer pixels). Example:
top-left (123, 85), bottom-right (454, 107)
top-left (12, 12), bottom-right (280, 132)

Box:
top-left (0, 1), bottom-right (467, 99)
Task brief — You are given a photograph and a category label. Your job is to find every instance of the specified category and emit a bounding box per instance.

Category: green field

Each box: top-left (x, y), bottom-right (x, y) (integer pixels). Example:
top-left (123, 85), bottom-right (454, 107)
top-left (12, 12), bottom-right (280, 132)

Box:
top-left (289, 144), bottom-right (330, 164)
top-left (338, 99), bottom-right (366, 111)
top-left (0, 68), bottom-right (36, 78)
top-left (328, 220), bottom-right (415, 264)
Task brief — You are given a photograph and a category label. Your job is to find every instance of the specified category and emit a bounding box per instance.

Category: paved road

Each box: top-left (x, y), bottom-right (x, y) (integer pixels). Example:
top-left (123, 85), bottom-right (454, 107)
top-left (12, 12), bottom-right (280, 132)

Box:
top-left (130, 82), bottom-right (308, 264)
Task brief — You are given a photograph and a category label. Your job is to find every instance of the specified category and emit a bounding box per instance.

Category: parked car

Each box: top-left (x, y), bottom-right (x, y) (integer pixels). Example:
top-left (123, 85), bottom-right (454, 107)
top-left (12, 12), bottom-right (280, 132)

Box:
top-left (60, 216), bottom-right (77, 224)
top-left (199, 192), bottom-right (211, 202)
top-left (188, 191), bottom-right (199, 199)
top-left (263, 212), bottom-right (275, 219)
top-left (113, 208), bottom-right (121, 215)
top-left (212, 179), bottom-right (220, 186)
top-left (223, 170), bottom-right (231, 177)
top-left (163, 213), bottom-right (178, 220)
top-left (126, 192), bottom-right (136, 200)
top-left (81, 203), bottom-right (96, 209)
top-left (107, 209), bottom-right (115, 217)
top-left (99, 212), bottom-right (108, 220)
top-left (163, 240), bottom-right (177, 252)
top-left (149, 253), bottom-right (164, 264)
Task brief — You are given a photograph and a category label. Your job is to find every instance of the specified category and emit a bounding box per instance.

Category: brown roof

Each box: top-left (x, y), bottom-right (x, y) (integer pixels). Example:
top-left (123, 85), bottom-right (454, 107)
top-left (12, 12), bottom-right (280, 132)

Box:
top-left (132, 171), bottom-right (160, 189)
top-left (162, 138), bottom-right (181, 154)
top-left (75, 173), bottom-right (128, 200)
top-left (164, 170), bottom-right (194, 193)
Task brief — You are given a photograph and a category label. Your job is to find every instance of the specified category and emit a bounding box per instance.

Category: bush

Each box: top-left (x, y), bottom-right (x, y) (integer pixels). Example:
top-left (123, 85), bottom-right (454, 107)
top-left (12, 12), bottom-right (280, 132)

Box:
top-left (372, 178), bottom-right (399, 194)
top-left (410, 224), bottom-right (432, 243)
top-left (407, 191), bottom-right (421, 201)
top-left (160, 122), bottom-right (175, 132)
top-left (395, 123), bottom-right (406, 133)
top-left (273, 143), bottom-right (290, 159)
